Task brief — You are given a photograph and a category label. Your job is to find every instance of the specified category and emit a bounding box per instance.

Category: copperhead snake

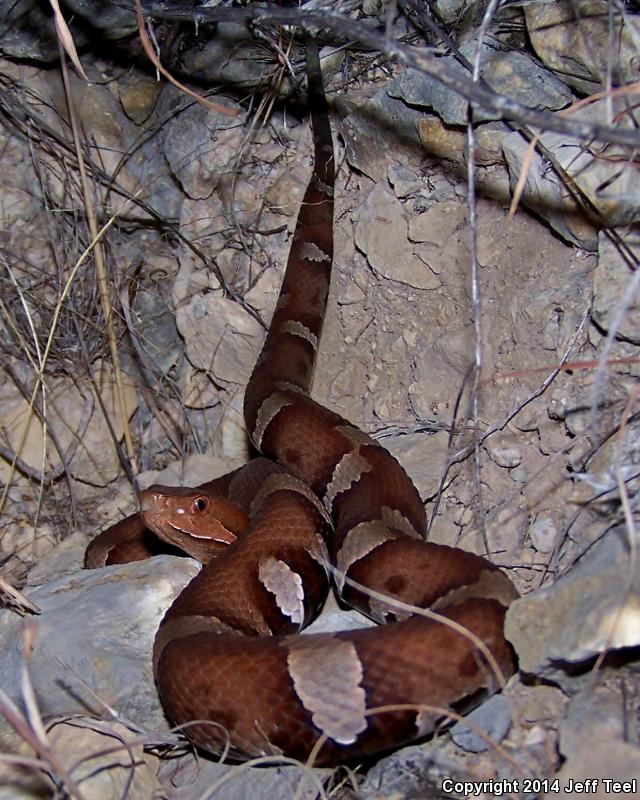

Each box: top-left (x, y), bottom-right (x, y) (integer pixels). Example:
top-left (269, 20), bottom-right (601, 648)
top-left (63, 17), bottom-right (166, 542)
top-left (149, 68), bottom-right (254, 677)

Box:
top-left (86, 39), bottom-right (518, 765)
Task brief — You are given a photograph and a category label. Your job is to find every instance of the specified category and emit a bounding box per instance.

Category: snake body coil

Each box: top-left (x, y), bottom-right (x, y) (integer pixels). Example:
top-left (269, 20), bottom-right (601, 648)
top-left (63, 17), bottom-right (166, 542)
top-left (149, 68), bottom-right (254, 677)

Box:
top-left (86, 39), bottom-right (518, 765)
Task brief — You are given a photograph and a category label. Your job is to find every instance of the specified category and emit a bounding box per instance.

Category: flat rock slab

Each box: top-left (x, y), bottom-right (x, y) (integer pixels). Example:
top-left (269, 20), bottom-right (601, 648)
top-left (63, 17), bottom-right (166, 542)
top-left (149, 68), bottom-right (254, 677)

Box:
top-left (0, 556), bottom-right (199, 747)
top-left (505, 527), bottom-right (640, 688)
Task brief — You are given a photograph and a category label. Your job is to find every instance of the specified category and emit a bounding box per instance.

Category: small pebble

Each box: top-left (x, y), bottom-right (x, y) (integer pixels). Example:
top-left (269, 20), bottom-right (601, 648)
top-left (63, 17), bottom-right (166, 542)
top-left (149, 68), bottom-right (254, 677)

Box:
top-left (451, 694), bottom-right (512, 753)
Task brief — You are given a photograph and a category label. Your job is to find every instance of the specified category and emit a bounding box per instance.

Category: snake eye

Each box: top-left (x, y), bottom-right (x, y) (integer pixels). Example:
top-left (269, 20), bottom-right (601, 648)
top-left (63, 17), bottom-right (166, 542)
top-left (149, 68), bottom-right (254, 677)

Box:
top-left (192, 497), bottom-right (208, 513)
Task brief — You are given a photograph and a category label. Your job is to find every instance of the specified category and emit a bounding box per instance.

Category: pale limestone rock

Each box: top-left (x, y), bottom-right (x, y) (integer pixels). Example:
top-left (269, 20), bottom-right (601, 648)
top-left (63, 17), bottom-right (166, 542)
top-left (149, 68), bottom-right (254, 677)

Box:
top-left (528, 515), bottom-right (559, 554)
top-left (355, 185), bottom-right (440, 290)
top-left (593, 228), bottom-right (640, 345)
top-left (482, 506), bottom-right (528, 564)
top-left (388, 165), bottom-right (423, 198)
top-left (176, 294), bottom-right (262, 385)
top-left (390, 51), bottom-right (570, 126)
top-left (218, 175), bottom-right (262, 227)
top-left (214, 391), bottom-right (252, 463)
top-left (505, 528), bottom-right (640, 685)
top-left (0, 557), bottom-right (199, 751)
top-left (484, 433), bottom-right (522, 469)
top-left (546, 742), bottom-right (640, 799)
top-left (139, 453), bottom-right (239, 490)
top-left (180, 361), bottom-right (221, 410)
top-left (342, 92), bottom-right (424, 182)
top-left (503, 97), bottom-right (639, 240)
top-left (450, 694), bottom-right (512, 753)
top-left (561, 686), bottom-right (629, 760)
top-left (118, 73), bottom-right (162, 124)
top-left (525, 0), bottom-right (640, 95)
top-left (408, 200), bottom-right (466, 248)
top-left (385, 431), bottom-right (452, 502)
top-left (48, 721), bottom-right (161, 800)
top-left (416, 116), bottom-right (513, 202)
top-left (409, 324), bottom-right (476, 421)
top-left (265, 160), bottom-right (312, 217)
top-left (161, 102), bottom-right (244, 200)
top-left (244, 263), bottom-right (282, 320)
top-left (0, 362), bottom-right (138, 488)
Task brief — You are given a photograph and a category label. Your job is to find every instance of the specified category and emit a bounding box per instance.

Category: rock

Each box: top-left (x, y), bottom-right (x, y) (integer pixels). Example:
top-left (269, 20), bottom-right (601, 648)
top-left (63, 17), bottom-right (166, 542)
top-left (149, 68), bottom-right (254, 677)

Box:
top-left (0, 0), bottom-right (136, 62)
top-left (341, 89), bottom-right (424, 181)
top-left (503, 96), bottom-right (640, 241)
top-left (47, 721), bottom-right (161, 799)
top-left (140, 453), bottom-right (239, 490)
top-left (570, 417), bottom-right (640, 509)
top-left (483, 506), bottom-right (528, 564)
top-left (362, 0), bottom-right (385, 16)
top-left (509, 683), bottom-right (567, 729)
top-left (385, 431), bottom-right (452, 501)
top-left (528, 515), bottom-right (559, 554)
top-left (179, 361), bottom-right (222, 411)
top-left (305, 592), bottom-right (374, 635)
top-left (23, 531), bottom-right (88, 587)
top-left (355, 743), bottom-right (446, 799)
top-left (180, 22), bottom-right (270, 89)
top-left (338, 276), bottom-right (366, 305)
top-left (118, 73), bottom-right (162, 124)
top-left (0, 711), bottom-right (325, 800)
top-left (0, 557), bottom-right (199, 751)
top-left (410, 327), bottom-right (475, 423)
top-left (162, 103), bottom-right (244, 201)
top-left (505, 527), bottom-right (640, 688)
top-left (389, 49), bottom-right (571, 126)
top-left (157, 756), bottom-right (328, 800)
top-left (0, 747), bottom-right (51, 800)
top-left (265, 160), bottom-right (312, 217)
top-left (545, 741), bottom-right (640, 799)
top-left (60, 0), bottom-right (137, 37)
top-left (0, 550), bottom-right (360, 799)
top-left (46, 69), bottom-right (175, 217)
top-left (551, 682), bottom-right (640, 794)
top-left (0, 361), bottom-right (138, 488)
top-left (176, 294), bottom-right (263, 385)
top-left (593, 228), bottom-right (640, 345)
top-left (508, 464), bottom-right (529, 484)
top-left (416, 117), bottom-right (512, 200)
top-left (244, 260), bottom-right (283, 320)
top-left (450, 693), bottom-right (512, 753)
top-left (0, 0), bottom-right (64, 61)
top-left (172, 254), bottom-right (212, 307)
top-left (218, 175), bottom-right (263, 227)
top-left (560, 686), bottom-right (629, 760)
top-left (417, 115), bottom-right (467, 162)
top-left (128, 282), bottom-right (181, 375)
top-left (547, 385), bottom-right (576, 421)
top-left (474, 123), bottom-right (511, 166)
top-left (355, 185), bottom-right (440, 289)
top-left (525, 0), bottom-right (640, 95)
top-left (408, 200), bottom-right (466, 247)
top-left (214, 392), bottom-right (252, 463)
top-left (432, 0), bottom-right (474, 23)
top-left (537, 417), bottom-right (572, 457)
top-left (484, 433), bottom-right (522, 468)
top-left (388, 164), bottom-right (423, 198)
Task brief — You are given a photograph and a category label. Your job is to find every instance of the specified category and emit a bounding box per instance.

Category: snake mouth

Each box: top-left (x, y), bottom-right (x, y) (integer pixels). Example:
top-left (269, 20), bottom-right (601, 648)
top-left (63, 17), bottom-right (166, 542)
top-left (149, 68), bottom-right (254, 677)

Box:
top-left (167, 519), bottom-right (237, 545)
top-left (167, 521), bottom-right (211, 540)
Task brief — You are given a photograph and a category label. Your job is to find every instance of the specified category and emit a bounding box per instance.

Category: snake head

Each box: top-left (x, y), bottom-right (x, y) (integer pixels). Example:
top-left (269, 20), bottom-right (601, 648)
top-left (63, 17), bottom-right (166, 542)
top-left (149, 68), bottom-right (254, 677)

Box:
top-left (138, 484), bottom-right (249, 563)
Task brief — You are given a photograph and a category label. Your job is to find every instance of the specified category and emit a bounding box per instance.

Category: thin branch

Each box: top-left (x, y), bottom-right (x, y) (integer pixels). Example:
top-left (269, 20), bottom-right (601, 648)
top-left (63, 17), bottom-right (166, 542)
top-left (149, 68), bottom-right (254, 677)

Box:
top-left (137, 2), bottom-right (640, 148)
